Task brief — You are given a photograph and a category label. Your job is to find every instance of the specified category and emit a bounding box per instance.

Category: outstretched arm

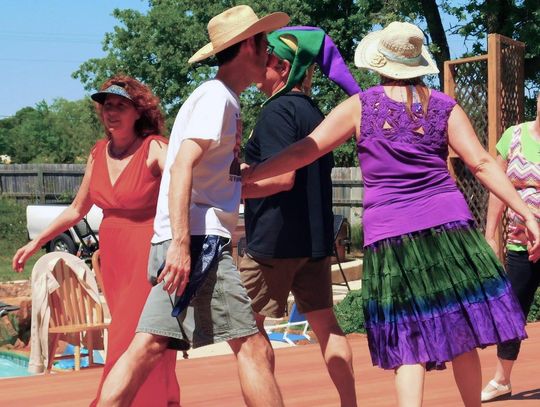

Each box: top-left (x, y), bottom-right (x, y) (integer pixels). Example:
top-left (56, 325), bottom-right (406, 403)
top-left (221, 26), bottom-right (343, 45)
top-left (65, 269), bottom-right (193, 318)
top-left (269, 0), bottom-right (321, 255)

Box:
top-left (241, 171), bottom-right (295, 199)
top-left (484, 155), bottom-right (508, 256)
top-left (12, 154), bottom-right (95, 272)
top-left (243, 95), bottom-right (361, 183)
top-left (448, 105), bottom-right (540, 259)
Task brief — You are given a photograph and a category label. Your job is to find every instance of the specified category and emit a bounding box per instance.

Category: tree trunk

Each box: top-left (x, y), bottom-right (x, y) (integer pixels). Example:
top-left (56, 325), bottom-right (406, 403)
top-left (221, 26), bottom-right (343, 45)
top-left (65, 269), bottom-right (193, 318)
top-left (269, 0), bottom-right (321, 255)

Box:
top-left (484, 0), bottom-right (514, 34)
top-left (420, 0), bottom-right (450, 88)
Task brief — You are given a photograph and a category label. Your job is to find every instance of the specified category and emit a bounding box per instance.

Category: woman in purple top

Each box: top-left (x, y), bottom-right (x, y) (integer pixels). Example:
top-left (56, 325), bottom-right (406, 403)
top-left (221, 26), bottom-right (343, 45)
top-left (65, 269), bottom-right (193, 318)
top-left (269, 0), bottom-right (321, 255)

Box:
top-left (243, 22), bottom-right (540, 406)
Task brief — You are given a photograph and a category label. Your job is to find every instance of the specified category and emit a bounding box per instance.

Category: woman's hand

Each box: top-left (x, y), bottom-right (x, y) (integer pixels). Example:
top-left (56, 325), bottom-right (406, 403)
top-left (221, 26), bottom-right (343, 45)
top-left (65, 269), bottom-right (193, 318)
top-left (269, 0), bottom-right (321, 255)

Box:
top-left (12, 240), bottom-right (41, 273)
top-left (241, 163), bottom-right (256, 184)
top-left (524, 216), bottom-right (540, 262)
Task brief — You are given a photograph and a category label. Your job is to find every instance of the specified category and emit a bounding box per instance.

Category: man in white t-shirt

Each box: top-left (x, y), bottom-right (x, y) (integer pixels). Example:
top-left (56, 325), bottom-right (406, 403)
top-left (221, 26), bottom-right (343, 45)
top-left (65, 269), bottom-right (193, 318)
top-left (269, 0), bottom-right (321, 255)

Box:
top-left (98, 6), bottom-right (289, 406)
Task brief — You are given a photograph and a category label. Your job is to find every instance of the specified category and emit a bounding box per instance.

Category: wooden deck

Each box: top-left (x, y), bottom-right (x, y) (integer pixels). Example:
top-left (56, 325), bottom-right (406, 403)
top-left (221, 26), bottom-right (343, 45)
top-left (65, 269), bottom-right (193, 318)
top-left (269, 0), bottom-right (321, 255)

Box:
top-left (1, 323), bottom-right (539, 406)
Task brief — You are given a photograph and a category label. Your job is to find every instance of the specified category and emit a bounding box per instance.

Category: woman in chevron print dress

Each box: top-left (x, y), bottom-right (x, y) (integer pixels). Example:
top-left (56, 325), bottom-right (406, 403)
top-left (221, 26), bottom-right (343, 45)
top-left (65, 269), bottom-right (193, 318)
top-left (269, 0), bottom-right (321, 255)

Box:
top-left (481, 92), bottom-right (540, 402)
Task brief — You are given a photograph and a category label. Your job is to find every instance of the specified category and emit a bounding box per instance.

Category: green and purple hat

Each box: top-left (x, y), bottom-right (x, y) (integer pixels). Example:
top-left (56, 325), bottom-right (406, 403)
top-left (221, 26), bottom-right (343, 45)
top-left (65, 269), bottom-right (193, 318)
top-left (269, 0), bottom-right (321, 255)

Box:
top-left (264, 26), bottom-right (361, 105)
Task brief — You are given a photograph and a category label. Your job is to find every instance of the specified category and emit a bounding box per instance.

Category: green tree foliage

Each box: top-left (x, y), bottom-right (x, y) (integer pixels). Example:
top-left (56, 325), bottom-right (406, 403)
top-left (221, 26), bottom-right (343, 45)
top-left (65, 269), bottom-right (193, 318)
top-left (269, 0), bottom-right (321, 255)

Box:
top-left (442, 0), bottom-right (539, 87)
top-left (4, 1), bottom-right (538, 164)
top-left (0, 99), bottom-right (102, 163)
top-left (73, 0), bottom-right (377, 166)
top-left (441, 0), bottom-right (539, 119)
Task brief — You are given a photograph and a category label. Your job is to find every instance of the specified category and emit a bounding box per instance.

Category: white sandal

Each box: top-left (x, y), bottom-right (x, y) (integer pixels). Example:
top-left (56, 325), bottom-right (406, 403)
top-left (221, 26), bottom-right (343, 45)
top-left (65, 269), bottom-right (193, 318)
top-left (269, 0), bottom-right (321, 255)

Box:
top-left (481, 379), bottom-right (512, 402)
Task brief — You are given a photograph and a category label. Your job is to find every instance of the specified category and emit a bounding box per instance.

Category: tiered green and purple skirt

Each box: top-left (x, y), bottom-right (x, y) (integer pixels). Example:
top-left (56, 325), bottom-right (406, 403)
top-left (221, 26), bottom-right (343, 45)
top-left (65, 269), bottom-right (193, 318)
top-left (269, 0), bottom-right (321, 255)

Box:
top-left (362, 221), bottom-right (527, 371)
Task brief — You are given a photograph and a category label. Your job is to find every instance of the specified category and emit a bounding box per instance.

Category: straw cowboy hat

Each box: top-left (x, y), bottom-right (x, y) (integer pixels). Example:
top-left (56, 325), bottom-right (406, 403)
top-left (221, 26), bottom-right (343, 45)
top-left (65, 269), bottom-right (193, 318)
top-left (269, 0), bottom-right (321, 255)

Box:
top-left (354, 22), bottom-right (439, 79)
top-left (189, 5), bottom-right (289, 64)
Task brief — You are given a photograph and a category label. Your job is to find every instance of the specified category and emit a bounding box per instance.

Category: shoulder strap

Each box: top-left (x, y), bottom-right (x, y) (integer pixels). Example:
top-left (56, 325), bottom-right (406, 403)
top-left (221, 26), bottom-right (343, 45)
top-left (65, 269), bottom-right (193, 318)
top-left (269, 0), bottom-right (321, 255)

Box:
top-left (409, 85), bottom-right (419, 103)
top-left (90, 139), bottom-right (107, 160)
top-left (141, 135), bottom-right (168, 160)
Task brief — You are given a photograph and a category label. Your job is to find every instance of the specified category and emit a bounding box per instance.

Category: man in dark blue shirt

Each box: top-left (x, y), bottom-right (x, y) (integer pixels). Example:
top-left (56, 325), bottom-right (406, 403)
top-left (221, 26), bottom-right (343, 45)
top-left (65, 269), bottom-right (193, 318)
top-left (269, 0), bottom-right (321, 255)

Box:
top-left (241, 27), bottom-right (360, 406)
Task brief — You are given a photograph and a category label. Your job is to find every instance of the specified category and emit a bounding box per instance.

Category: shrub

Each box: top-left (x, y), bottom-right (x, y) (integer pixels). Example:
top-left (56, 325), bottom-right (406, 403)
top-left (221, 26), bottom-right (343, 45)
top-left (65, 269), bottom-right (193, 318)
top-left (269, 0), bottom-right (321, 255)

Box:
top-left (349, 223), bottom-right (364, 252)
top-left (0, 198), bottom-right (33, 281)
top-left (333, 287), bottom-right (540, 334)
top-left (334, 290), bottom-right (366, 334)
top-left (0, 198), bottom-right (27, 249)
top-left (527, 289), bottom-right (540, 323)
top-left (334, 289), bottom-right (540, 334)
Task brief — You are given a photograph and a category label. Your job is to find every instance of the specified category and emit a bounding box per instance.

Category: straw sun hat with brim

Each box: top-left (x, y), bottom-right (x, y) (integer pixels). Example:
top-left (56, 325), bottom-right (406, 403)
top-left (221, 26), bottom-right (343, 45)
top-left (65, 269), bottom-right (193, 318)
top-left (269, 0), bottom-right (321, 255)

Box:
top-left (354, 21), bottom-right (439, 80)
top-left (188, 5), bottom-right (290, 64)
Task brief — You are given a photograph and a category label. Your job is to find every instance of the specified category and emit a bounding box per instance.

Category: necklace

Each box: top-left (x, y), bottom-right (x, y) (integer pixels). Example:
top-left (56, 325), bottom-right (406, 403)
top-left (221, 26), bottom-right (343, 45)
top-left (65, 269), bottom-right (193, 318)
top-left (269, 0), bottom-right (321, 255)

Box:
top-left (108, 140), bottom-right (137, 160)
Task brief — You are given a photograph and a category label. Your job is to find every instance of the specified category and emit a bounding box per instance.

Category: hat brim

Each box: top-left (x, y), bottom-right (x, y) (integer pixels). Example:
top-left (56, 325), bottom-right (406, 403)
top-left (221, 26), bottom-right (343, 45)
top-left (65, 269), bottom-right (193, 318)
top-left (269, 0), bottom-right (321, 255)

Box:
top-left (90, 91), bottom-right (131, 104)
top-left (188, 12), bottom-right (290, 64)
top-left (354, 30), bottom-right (439, 80)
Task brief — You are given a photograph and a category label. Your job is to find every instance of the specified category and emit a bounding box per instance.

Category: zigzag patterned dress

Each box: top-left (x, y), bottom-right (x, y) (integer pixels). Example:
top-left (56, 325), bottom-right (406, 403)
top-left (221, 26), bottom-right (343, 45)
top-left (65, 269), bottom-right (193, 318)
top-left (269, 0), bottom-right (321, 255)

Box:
top-left (505, 124), bottom-right (540, 246)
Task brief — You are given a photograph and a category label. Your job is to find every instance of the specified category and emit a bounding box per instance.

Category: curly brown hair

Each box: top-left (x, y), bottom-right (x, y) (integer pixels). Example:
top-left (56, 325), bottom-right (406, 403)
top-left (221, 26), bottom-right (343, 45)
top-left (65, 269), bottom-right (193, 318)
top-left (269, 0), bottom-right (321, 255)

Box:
top-left (95, 75), bottom-right (164, 139)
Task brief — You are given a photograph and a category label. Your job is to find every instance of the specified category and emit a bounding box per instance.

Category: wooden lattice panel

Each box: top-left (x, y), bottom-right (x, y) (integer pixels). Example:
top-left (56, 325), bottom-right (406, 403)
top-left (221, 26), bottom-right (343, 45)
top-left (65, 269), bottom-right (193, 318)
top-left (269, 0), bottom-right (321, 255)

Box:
top-left (499, 37), bottom-right (525, 134)
top-left (451, 159), bottom-right (489, 230)
top-left (447, 58), bottom-right (489, 228)
top-left (445, 34), bottom-right (524, 240)
top-left (493, 35), bottom-right (525, 258)
top-left (453, 60), bottom-right (489, 149)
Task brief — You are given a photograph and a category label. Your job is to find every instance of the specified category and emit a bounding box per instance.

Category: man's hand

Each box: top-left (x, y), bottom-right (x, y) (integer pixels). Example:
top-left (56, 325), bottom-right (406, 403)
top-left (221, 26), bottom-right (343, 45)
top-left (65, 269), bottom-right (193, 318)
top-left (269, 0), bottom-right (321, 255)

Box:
top-left (158, 240), bottom-right (191, 296)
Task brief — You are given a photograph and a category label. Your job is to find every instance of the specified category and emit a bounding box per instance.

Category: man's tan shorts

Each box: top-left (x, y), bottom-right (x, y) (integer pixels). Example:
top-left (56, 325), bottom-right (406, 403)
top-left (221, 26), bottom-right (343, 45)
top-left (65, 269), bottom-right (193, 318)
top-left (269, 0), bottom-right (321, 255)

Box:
top-left (239, 253), bottom-right (333, 318)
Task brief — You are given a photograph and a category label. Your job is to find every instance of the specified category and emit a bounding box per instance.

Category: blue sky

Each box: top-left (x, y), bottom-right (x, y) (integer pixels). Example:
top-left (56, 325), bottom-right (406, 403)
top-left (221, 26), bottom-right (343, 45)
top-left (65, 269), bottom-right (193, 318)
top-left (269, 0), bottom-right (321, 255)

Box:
top-left (0, 1), bottom-right (475, 119)
top-left (0, 0), bottom-right (148, 118)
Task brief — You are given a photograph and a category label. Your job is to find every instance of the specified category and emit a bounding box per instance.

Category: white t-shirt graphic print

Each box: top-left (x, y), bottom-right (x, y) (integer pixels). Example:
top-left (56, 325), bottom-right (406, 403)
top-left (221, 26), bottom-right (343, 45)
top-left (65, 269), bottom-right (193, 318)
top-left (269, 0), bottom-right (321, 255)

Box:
top-left (152, 80), bottom-right (242, 243)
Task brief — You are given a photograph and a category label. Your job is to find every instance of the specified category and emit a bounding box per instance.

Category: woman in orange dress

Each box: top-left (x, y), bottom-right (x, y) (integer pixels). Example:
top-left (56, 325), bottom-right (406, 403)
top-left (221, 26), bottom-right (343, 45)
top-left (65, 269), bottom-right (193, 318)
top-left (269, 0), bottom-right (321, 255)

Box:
top-left (13, 75), bottom-right (180, 406)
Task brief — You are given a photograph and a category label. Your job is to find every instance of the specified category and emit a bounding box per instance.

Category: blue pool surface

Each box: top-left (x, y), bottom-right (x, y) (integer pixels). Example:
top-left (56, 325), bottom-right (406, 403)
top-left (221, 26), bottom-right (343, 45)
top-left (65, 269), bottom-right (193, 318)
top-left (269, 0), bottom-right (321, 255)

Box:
top-left (0, 353), bottom-right (33, 378)
top-left (0, 346), bottom-right (104, 378)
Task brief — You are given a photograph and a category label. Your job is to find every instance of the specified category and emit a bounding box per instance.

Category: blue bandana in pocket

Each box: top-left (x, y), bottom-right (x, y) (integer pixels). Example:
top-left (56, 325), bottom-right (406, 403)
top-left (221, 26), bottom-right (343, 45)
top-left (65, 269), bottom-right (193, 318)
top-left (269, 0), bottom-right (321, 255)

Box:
top-left (157, 235), bottom-right (223, 318)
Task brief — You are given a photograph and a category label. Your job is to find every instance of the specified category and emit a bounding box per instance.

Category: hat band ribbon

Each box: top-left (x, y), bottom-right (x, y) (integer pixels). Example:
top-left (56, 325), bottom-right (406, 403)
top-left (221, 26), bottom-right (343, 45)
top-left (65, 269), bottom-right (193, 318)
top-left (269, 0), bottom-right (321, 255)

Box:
top-left (378, 47), bottom-right (422, 66)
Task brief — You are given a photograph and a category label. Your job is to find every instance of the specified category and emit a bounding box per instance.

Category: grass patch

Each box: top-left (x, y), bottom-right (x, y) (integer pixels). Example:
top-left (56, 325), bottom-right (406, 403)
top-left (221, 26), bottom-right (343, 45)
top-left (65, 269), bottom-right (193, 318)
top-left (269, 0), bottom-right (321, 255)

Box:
top-left (0, 197), bottom-right (40, 282)
top-left (0, 252), bottom-right (42, 282)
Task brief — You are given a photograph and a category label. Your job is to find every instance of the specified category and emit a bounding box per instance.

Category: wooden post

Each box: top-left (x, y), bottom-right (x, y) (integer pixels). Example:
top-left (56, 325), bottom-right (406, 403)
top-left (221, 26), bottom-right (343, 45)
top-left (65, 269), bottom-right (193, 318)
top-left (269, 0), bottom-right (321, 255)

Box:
top-left (444, 60), bottom-right (457, 177)
top-left (37, 168), bottom-right (45, 204)
top-left (487, 34), bottom-right (502, 258)
top-left (487, 34), bottom-right (502, 159)
top-left (443, 60), bottom-right (455, 98)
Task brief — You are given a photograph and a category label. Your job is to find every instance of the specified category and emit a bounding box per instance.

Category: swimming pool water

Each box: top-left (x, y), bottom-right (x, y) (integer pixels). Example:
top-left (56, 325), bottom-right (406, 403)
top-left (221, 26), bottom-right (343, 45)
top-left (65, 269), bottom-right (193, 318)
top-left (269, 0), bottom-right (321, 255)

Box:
top-left (0, 347), bottom-right (104, 377)
top-left (0, 354), bottom-right (32, 378)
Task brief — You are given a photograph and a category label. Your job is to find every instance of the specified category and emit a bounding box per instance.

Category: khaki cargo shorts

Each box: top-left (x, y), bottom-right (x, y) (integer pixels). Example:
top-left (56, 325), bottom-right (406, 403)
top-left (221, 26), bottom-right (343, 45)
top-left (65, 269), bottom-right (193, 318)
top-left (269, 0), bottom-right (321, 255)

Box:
top-left (137, 238), bottom-right (258, 350)
top-left (239, 253), bottom-right (333, 318)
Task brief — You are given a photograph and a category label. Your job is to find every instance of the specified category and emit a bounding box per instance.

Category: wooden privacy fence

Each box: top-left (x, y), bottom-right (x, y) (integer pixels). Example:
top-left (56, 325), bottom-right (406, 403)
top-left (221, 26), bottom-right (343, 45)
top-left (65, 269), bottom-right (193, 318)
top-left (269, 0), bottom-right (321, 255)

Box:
top-left (0, 164), bottom-right (364, 223)
top-left (331, 167), bottom-right (363, 225)
top-left (444, 34), bottom-right (524, 258)
top-left (0, 164), bottom-right (86, 204)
